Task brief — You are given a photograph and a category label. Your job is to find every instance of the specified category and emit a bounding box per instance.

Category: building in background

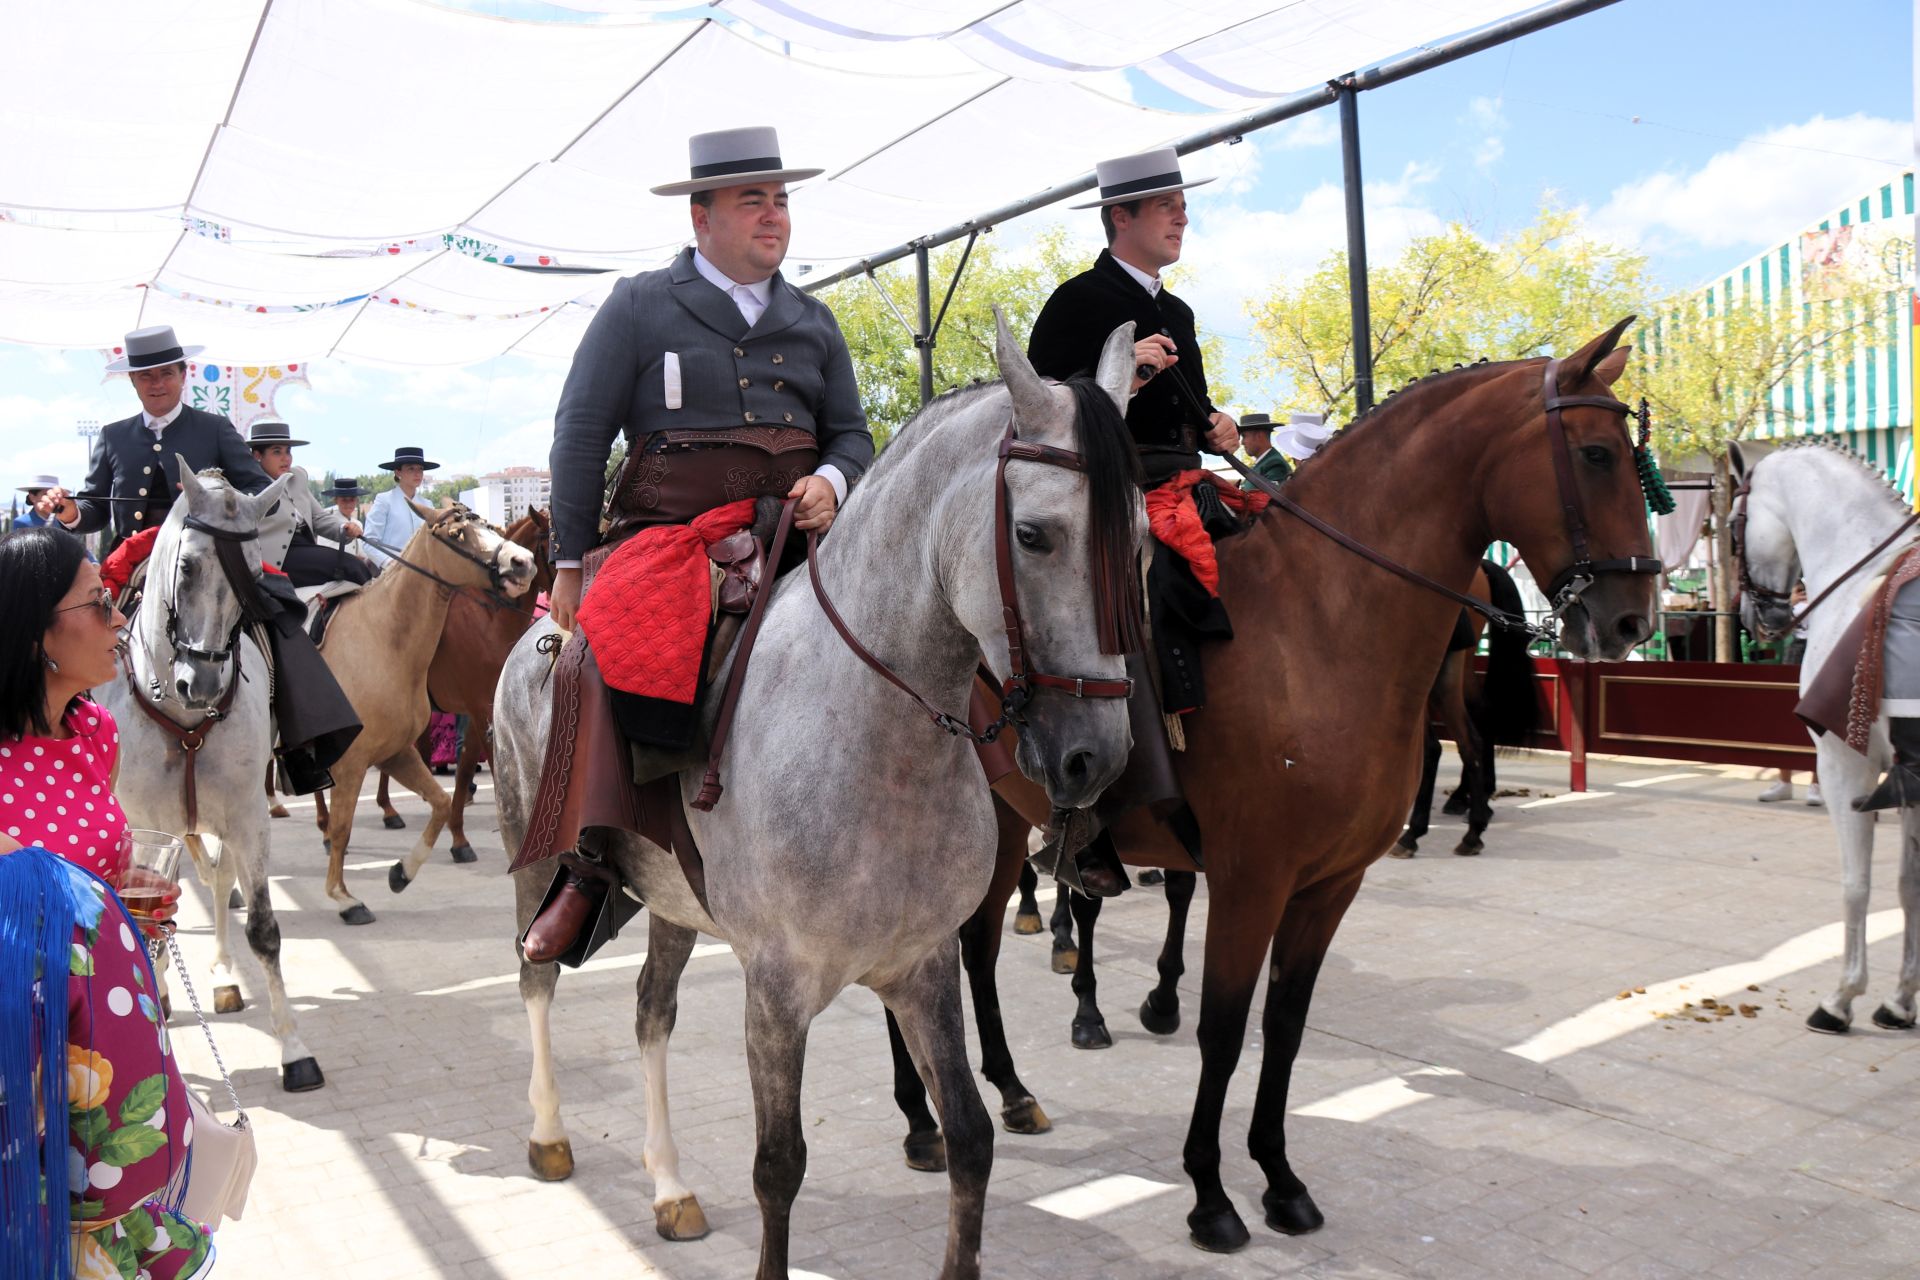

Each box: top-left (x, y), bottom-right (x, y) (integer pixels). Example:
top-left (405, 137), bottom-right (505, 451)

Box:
top-left (457, 466), bottom-right (551, 523)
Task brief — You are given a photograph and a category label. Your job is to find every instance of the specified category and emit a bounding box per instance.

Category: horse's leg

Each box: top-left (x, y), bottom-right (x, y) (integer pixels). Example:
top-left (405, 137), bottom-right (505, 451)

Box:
top-left (1248, 870), bottom-right (1364, 1237)
top-left (1812, 750), bottom-right (1879, 1032)
top-left (312, 786), bottom-right (329, 835)
top-left (322, 761), bottom-right (374, 925)
top-left (741, 963), bottom-right (824, 1280)
top-left (1013, 862), bottom-right (1043, 934)
top-left (1437, 688), bottom-right (1490, 857)
top-left (1874, 804), bottom-right (1920, 1030)
top-left (381, 748), bottom-right (453, 893)
top-left (889, 1009), bottom-right (946, 1172)
top-left (1066, 889), bottom-right (1110, 1049)
top-left (1139, 869), bottom-right (1198, 1035)
top-left (446, 718), bottom-right (484, 864)
top-left (1048, 887), bottom-right (1077, 973)
top-left (224, 830), bottom-right (324, 1092)
top-left (636, 914), bottom-right (710, 1240)
top-left (265, 762), bottom-right (288, 820)
top-left (193, 833), bottom-right (245, 1015)
top-left (521, 949), bottom-right (572, 1180)
top-left (1184, 880), bottom-right (1290, 1253)
top-left (1391, 727), bottom-right (1443, 857)
top-left (376, 768), bottom-right (404, 829)
top-left (880, 940), bottom-right (993, 1280)
top-left (970, 808), bottom-right (1051, 1132)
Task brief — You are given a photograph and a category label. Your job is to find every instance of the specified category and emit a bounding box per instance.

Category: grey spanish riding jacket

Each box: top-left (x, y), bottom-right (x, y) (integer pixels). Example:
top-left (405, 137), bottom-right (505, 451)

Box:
top-left (547, 247), bottom-right (873, 564)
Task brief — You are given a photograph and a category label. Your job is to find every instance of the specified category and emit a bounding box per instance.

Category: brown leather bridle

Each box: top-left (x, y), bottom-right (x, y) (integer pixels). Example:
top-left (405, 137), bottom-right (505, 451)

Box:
top-left (1732, 468), bottom-right (1918, 640)
top-left (810, 413), bottom-right (1135, 744)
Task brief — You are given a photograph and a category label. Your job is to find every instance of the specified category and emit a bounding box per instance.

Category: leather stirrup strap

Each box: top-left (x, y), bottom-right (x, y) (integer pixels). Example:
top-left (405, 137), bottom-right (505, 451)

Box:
top-left (692, 498), bottom-right (799, 811)
top-left (121, 646), bottom-right (240, 832)
top-left (515, 633), bottom-right (592, 871)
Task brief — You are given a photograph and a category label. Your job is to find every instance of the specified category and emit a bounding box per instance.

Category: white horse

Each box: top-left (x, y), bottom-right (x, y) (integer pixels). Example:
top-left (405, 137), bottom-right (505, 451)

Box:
top-left (1737, 440), bottom-right (1920, 1033)
top-left (493, 316), bottom-right (1143, 1280)
top-left (94, 460), bottom-right (326, 1091)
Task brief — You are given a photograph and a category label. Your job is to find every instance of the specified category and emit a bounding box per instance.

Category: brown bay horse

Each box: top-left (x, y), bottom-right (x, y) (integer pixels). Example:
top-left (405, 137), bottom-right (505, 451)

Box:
top-left (295, 510), bottom-right (554, 861)
top-left (890, 322), bottom-right (1658, 1252)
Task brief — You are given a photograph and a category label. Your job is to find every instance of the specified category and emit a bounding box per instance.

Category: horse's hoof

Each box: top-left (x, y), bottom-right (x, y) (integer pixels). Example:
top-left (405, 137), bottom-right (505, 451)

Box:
top-left (1388, 841), bottom-right (1415, 859)
top-left (1137, 868), bottom-right (1165, 886)
top-left (227, 887), bottom-right (244, 910)
top-left (269, 805), bottom-right (290, 820)
top-left (339, 904), bottom-right (376, 926)
top-left (382, 814), bottom-right (406, 831)
top-left (1453, 839), bottom-right (1484, 857)
top-left (1071, 1016), bottom-right (1112, 1051)
top-left (1138, 993), bottom-right (1180, 1036)
top-left (1871, 1003), bottom-right (1917, 1031)
top-left (904, 1128), bottom-right (947, 1172)
top-left (655, 1194), bottom-right (710, 1242)
top-left (1188, 1205), bottom-right (1251, 1253)
top-left (388, 863), bottom-right (411, 894)
top-left (527, 1138), bottom-right (574, 1182)
top-left (449, 844), bottom-right (478, 864)
top-left (1001, 1097), bottom-right (1051, 1135)
top-left (1806, 1005), bottom-right (1851, 1035)
top-left (1263, 1188), bottom-right (1325, 1235)
top-left (212, 985), bottom-right (245, 1014)
top-left (282, 1057), bottom-right (325, 1093)
top-left (1013, 912), bottom-right (1043, 935)
top-left (1051, 948), bottom-right (1078, 975)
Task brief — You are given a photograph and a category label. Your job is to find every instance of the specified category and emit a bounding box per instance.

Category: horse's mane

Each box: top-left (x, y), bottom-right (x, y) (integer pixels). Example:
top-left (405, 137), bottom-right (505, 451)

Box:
top-left (1760, 435), bottom-right (1910, 516)
top-left (1304, 360), bottom-right (1502, 466)
top-left (859, 380), bottom-right (1006, 482)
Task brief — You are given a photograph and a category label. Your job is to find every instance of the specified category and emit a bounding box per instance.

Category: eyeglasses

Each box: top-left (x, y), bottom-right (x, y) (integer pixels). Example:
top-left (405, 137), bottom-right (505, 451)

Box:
top-left (56, 587), bottom-right (118, 625)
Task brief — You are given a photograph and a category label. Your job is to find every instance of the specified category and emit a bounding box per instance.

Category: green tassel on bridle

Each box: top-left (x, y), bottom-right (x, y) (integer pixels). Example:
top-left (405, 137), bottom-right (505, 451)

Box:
top-left (1632, 398), bottom-right (1676, 516)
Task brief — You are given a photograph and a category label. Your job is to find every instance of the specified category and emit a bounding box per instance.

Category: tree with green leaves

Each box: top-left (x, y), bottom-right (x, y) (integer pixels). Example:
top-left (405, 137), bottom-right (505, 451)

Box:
top-left (1247, 207), bottom-right (1653, 424)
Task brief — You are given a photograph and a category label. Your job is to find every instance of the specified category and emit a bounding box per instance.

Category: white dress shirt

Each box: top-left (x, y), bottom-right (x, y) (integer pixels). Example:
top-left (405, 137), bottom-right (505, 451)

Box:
top-left (361, 486), bottom-right (427, 571)
top-left (1112, 254), bottom-right (1162, 297)
top-left (143, 402), bottom-right (186, 436)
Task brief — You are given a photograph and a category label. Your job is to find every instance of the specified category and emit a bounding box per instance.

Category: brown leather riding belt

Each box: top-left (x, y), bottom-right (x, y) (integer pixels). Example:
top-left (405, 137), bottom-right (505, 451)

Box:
top-left (122, 647), bottom-right (240, 833)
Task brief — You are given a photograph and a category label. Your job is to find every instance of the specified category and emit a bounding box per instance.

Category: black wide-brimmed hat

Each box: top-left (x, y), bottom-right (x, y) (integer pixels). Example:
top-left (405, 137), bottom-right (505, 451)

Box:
top-left (1238, 412), bottom-right (1275, 431)
top-left (378, 446), bottom-right (440, 472)
top-left (1071, 147), bottom-right (1215, 209)
top-left (323, 480), bottom-right (370, 498)
top-left (105, 324), bottom-right (205, 373)
top-left (649, 126), bottom-right (823, 197)
top-left (246, 415), bottom-right (310, 449)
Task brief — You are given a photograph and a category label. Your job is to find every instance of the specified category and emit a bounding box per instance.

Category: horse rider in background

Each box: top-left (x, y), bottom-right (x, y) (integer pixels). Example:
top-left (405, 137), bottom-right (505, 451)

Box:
top-left (247, 415), bottom-right (372, 588)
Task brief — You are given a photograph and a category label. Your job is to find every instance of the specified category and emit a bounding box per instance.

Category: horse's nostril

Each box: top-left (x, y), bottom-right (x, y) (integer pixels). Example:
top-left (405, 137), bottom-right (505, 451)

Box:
top-left (1061, 749), bottom-right (1094, 783)
top-left (174, 678), bottom-right (192, 700)
top-left (1618, 613), bottom-right (1651, 644)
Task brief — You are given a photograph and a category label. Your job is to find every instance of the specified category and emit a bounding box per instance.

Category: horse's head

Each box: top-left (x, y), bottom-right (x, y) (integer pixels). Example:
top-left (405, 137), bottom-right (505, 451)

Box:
top-left (159, 458), bottom-right (294, 707)
top-left (952, 309), bottom-right (1143, 810)
top-left (1481, 318), bottom-right (1658, 660)
top-left (409, 499), bottom-right (538, 598)
top-left (1733, 448), bottom-right (1800, 643)
top-left (503, 506), bottom-right (555, 602)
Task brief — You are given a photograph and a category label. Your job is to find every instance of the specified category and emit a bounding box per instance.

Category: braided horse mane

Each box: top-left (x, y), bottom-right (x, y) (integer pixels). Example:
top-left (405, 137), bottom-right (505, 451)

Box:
top-left (1761, 434), bottom-right (1911, 515)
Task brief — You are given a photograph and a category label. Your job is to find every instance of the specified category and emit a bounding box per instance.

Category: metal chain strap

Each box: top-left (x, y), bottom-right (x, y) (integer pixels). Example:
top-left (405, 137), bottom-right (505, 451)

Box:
top-left (160, 925), bottom-right (246, 1119)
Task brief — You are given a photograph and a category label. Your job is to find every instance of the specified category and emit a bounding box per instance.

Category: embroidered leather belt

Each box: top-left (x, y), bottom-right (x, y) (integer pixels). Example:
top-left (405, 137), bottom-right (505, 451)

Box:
top-left (604, 427), bottom-right (818, 543)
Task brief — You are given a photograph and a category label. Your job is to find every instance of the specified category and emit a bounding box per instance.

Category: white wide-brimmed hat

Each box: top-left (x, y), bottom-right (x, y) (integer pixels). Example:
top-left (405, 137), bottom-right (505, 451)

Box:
top-left (650, 126), bottom-right (823, 197)
top-left (1071, 147), bottom-right (1215, 209)
top-left (105, 325), bottom-right (205, 373)
top-left (16, 473), bottom-right (60, 492)
top-left (1274, 411), bottom-right (1336, 459)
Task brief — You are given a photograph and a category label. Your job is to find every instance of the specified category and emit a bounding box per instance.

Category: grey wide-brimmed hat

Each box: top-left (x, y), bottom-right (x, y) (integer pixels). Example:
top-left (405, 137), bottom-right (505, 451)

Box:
top-left (378, 445), bottom-right (440, 472)
top-left (1274, 411), bottom-right (1336, 459)
top-left (649, 126), bottom-right (823, 197)
top-left (104, 324), bottom-right (205, 373)
top-left (16, 473), bottom-right (60, 492)
top-left (1238, 412), bottom-right (1275, 431)
top-left (1071, 147), bottom-right (1215, 209)
top-left (246, 415), bottom-right (310, 449)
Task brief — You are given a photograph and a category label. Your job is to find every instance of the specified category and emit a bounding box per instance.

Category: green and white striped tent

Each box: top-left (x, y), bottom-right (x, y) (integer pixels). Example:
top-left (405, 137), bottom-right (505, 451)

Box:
top-left (1691, 172), bottom-right (1916, 496)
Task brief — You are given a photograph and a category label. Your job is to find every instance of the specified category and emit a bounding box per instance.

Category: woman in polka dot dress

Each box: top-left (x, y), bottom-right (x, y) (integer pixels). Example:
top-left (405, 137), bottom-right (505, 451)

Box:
top-left (1, 528), bottom-right (210, 1277)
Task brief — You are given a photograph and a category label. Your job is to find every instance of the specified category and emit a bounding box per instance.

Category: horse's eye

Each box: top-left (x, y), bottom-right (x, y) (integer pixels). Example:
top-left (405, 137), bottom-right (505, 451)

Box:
top-left (1015, 523), bottom-right (1049, 551)
top-left (1582, 445), bottom-right (1612, 468)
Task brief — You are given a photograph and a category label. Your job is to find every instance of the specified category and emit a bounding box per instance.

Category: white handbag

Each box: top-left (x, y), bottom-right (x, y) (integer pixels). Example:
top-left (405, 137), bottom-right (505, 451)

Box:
top-left (163, 929), bottom-right (259, 1226)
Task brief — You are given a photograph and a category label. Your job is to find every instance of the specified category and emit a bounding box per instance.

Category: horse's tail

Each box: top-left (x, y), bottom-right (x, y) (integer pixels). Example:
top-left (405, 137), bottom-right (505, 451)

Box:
top-left (1477, 558), bottom-right (1539, 747)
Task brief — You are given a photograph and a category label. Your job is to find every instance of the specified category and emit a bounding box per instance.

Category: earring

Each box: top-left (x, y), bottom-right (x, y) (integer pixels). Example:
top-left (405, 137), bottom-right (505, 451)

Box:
top-left (44, 655), bottom-right (60, 673)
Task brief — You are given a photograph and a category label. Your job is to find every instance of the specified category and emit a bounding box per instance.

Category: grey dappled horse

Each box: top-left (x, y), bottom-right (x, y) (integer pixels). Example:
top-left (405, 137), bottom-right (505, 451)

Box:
top-left (493, 315), bottom-right (1144, 1280)
top-left (94, 461), bottom-right (326, 1092)
top-left (1738, 442), bottom-right (1920, 1033)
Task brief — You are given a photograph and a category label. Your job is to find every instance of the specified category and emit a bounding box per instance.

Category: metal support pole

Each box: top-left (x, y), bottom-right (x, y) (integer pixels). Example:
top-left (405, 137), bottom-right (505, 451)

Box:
top-left (1337, 79), bottom-right (1374, 415)
top-left (914, 241), bottom-right (934, 405)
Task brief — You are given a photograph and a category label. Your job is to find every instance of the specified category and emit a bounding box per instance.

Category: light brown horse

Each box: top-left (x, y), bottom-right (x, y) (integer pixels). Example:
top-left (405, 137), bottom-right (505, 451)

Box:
top-left (311, 503), bottom-right (536, 924)
top-left (305, 509), bottom-right (554, 860)
top-left (890, 323), bottom-right (1658, 1252)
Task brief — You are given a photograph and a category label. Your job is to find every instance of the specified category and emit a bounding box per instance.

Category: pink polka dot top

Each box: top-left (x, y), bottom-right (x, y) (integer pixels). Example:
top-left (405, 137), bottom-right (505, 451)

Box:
top-left (0, 700), bottom-right (128, 878)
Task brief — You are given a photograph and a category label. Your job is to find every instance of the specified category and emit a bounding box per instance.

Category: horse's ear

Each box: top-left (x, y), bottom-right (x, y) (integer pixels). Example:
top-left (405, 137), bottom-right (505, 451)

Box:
top-left (1093, 321), bottom-right (1136, 414)
top-left (1728, 439), bottom-right (1751, 486)
top-left (253, 471), bottom-right (295, 520)
top-left (1565, 315), bottom-right (1637, 388)
top-left (995, 305), bottom-right (1054, 427)
top-left (174, 453), bottom-right (205, 504)
top-left (410, 497), bottom-right (442, 522)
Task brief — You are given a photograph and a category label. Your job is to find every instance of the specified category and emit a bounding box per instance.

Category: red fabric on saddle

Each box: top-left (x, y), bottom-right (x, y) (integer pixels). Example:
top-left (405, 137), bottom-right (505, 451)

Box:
top-left (1144, 470), bottom-right (1269, 596)
top-left (100, 527), bottom-right (160, 596)
top-left (577, 499), bottom-right (757, 704)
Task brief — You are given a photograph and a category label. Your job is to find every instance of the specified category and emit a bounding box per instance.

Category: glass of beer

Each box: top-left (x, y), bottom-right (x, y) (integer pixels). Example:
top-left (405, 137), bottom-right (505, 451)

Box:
top-left (118, 828), bottom-right (184, 925)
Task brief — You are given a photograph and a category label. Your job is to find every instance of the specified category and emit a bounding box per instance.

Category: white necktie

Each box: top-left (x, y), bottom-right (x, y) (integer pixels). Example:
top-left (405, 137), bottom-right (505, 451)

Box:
top-left (731, 284), bottom-right (765, 328)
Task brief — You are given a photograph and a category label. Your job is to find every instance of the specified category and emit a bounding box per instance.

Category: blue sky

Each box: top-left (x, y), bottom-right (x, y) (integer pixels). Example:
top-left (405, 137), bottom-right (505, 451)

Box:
top-left (3, 0), bottom-right (1911, 493)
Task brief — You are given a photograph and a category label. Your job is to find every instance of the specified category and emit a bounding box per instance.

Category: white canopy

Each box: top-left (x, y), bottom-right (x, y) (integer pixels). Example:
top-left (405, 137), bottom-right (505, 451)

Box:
top-left (0, 0), bottom-right (1541, 367)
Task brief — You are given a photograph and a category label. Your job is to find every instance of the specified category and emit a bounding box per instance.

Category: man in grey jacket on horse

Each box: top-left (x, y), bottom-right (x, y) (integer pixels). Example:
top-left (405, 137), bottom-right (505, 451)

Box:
top-left (521, 126), bottom-right (875, 965)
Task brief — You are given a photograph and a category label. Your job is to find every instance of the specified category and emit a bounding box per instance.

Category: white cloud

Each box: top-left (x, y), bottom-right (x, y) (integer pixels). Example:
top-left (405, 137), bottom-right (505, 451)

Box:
top-left (1588, 113), bottom-right (1911, 254)
top-left (1266, 112), bottom-right (1340, 150)
top-left (442, 416), bottom-right (556, 478)
top-left (1466, 95), bottom-right (1508, 132)
top-left (1474, 136), bottom-right (1505, 171)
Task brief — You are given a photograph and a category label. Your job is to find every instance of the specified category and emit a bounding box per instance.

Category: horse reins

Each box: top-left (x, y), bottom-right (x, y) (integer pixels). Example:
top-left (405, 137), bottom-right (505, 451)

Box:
top-left (1732, 472), bottom-right (1920, 636)
top-left (358, 512), bottom-right (521, 604)
top-left (807, 413), bottom-right (1135, 746)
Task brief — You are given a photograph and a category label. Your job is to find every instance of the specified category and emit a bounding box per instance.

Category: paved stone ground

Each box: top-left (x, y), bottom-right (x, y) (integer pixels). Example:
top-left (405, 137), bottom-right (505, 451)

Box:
top-left (163, 752), bottom-right (1920, 1279)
